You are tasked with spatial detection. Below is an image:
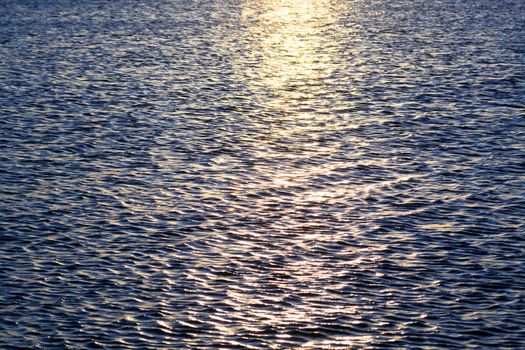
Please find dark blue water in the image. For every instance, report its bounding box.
[1,0,524,348]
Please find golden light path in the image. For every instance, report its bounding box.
[241,0,336,110]
[170,1,397,347]
[220,1,376,347]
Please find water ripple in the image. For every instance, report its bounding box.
[1,0,524,348]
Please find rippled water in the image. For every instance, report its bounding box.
[1,0,525,348]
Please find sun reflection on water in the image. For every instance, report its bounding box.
[215,1,373,342]
[237,0,351,202]
[241,0,338,111]
[165,1,386,346]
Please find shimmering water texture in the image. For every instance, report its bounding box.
[1,0,525,349]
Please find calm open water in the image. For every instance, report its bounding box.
[1,0,524,348]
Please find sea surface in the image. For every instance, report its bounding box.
[1,0,524,348]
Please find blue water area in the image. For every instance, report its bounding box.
[1,0,524,348]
